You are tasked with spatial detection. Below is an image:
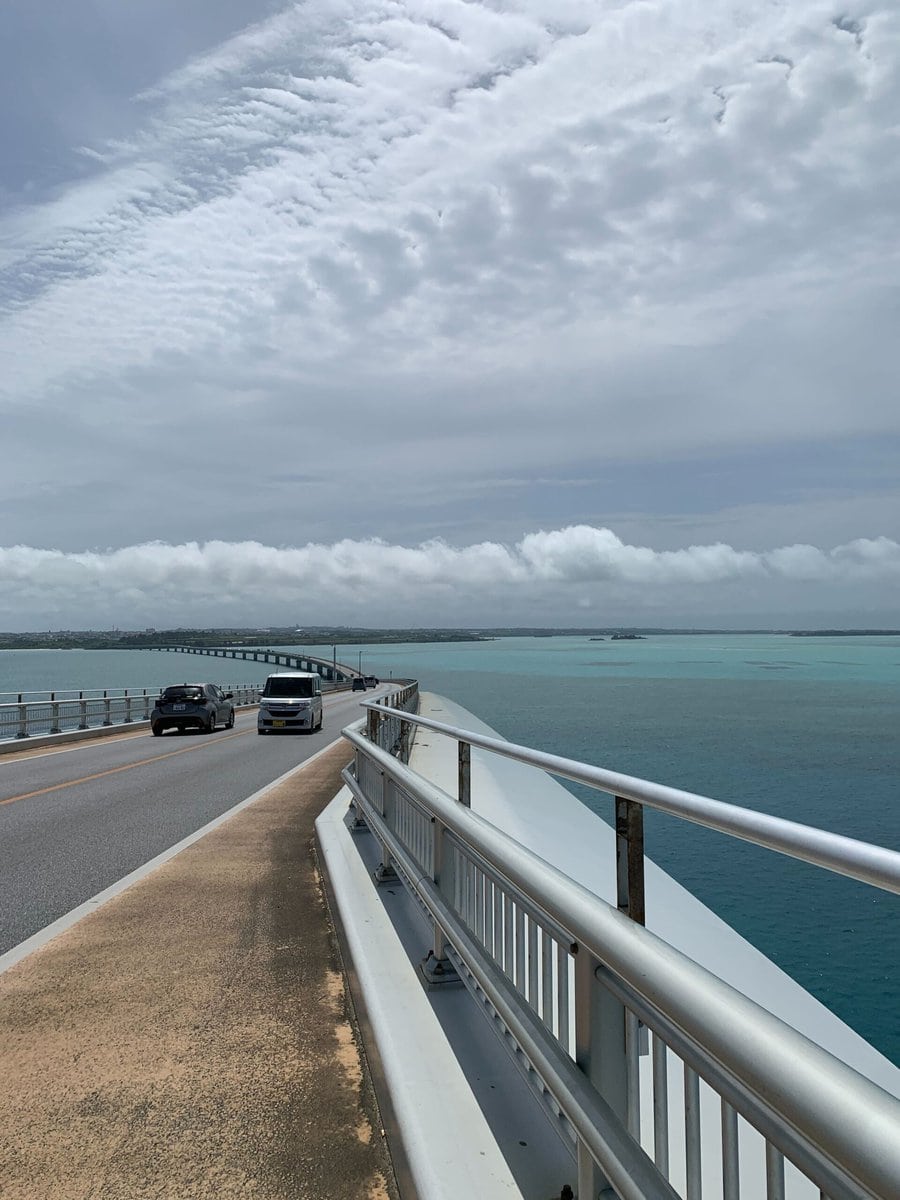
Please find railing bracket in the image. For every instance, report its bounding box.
[418,950,461,989]
[346,803,368,833]
[373,861,399,885]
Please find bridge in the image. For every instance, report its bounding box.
[140,643,358,682]
[1,683,898,1198]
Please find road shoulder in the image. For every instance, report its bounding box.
[0,740,397,1200]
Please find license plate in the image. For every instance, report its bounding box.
[173,704,186,711]
[273,720,285,728]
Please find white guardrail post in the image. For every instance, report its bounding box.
[423,815,456,984]
[575,947,627,1198]
[366,743,396,886]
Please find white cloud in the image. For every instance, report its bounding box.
[1,527,897,629]
[3,1,899,422]
[518,526,764,583]
[768,535,900,580]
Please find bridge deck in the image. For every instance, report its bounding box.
[0,741,397,1199]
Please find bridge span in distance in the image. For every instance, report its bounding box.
[141,643,359,683]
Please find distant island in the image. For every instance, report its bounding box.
[788,630,900,637]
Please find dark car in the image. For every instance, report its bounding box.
[151,683,235,736]
[351,677,367,692]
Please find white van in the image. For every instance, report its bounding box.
[257,671,323,734]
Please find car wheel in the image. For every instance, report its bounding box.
[257,729,266,735]
[226,708,235,729]
[151,724,162,737]
[204,714,215,733]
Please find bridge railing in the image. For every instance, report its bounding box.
[363,681,419,762]
[342,703,900,1200]
[0,685,260,742]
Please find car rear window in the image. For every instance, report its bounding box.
[162,686,205,702]
[264,677,315,698]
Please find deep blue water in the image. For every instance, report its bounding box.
[2,635,898,1063]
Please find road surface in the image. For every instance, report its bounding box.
[0,687,381,956]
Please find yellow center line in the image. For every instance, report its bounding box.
[0,729,252,808]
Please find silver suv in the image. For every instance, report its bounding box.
[257,672,323,734]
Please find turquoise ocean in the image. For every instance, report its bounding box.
[2,634,898,1064]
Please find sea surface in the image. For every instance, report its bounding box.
[2,634,898,1064]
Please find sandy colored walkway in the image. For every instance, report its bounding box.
[0,741,397,1200]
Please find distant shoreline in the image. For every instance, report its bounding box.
[1,626,898,650]
[786,629,900,637]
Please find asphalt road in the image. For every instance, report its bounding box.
[0,687,379,956]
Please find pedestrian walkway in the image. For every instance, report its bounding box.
[0,741,397,1200]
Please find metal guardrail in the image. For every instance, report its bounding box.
[369,706,900,899]
[343,701,900,1200]
[0,684,261,742]
[363,682,419,763]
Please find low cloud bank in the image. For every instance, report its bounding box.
[1,527,897,627]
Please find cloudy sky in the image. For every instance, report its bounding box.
[1,0,898,630]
